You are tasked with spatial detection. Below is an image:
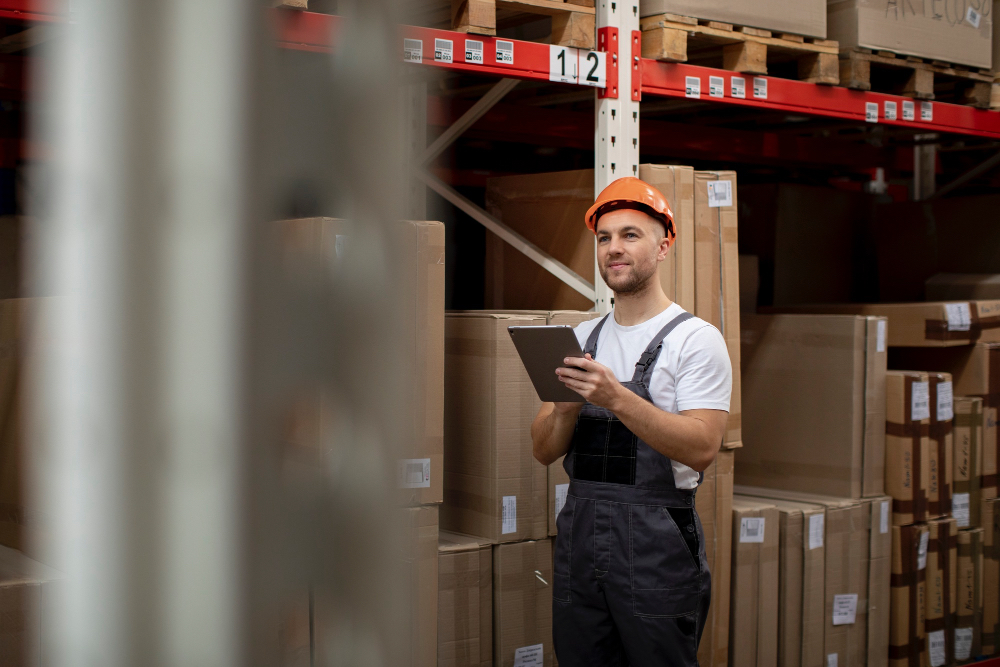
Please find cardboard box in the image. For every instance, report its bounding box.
[926,517,958,667]
[886,371,932,526]
[928,373,955,520]
[278,218,445,506]
[493,539,553,667]
[438,531,492,667]
[731,497,780,667]
[927,274,1000,302]
[738,314,887,499]
[956,528,984,662]
[774,302,1000,348]
[866,496,894,667]
[699,449,736,667]
[954,397,984,530]
[639,0,826,38]
[0,544,61,667]
[983,497,1000,655]
[890,523,928,667]
[827,0,993,69]
[443,313,547,543]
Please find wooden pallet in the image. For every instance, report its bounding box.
[840,49,995,109]
[639,14,839,85]
[414,0,596,49]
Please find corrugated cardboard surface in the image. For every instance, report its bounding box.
[0,544,61,667]
[926,517,958,667]
[731,497,780,667]
[827,0,993,68]
[890,523,927,667]
[278,218,446,506]
[955,398,985,530]
[889,343,1000,397]
[956,528,984,661]
[866,496,893,667]
[886,371,932,526]
[438,531,493,667]
[928,373,955,520]
[639,0,826,37]
[738,314,887,498]
[493,539,553,667]
[699,449,736,667]
[983,497,1000,655]
[443,313,547,544]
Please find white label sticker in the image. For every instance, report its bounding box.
[513,643,544,667]
[928,630,946,667]
[967,6,982,28]
[921,101,933,122]
[707,180,733,208]
[903,100,915,121]
[579,50,606,88]
[398,458,431,488]
[753,77,767,99]
[881,501,890,534]
[809,514,825,550]
[945,303,972,331]
[685,76,701,99]
[555,483,569,523]
[334,234,348,259]
[827,653,838,667]
[740,517,765,543]
[731,76,746,99]
[833,594,858,625]
[403,38,423,63]
[953,492,971,527]
[912,382,931,422]
[865,102,879,123]
[549,45,578,83]
[502,495,517,534]
[885,101,898,121]
[496,40,514,65]
[465,39,484,64]
[937,381,954,422]
[709,75,725,98]
[877,320,887,353]
[434,38,453,63]
[956,628,973,661]
[918,531,929,570]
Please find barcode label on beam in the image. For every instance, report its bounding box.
[496,40,514,64]
[465,39,484,64]
[403,38,423,63]
[865,102,879,123]
[434,38,453,63]
[753,77,767,99]
[903,100,915,121]
[884,101,897,121]
[685,76,701,98]
[731,76,745,99]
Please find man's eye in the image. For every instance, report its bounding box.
[625,233,637,239]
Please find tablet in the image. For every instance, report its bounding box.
[508,325,587,403]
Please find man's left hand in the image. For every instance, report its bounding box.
[555,354,625,410]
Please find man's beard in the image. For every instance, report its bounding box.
[599,258,658,296]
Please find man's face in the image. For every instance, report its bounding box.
[595,208,670,296]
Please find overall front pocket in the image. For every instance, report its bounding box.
[629,504,704,617]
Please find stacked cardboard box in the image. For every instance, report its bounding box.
[438,532,492,667]
[730,496,780,667]
[954,398,984,531]
[928,373,955,520]
[886,371,932,527]
[890,523,928,667]
[925,517,958,667]
[984,498,1000,656]
[493,539,553,667]
[699,449,737,667]
[956,528,984,663]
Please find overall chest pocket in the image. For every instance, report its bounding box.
[629,504,703,617]
[571,416,637,485]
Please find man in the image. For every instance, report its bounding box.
[531,177,732,666]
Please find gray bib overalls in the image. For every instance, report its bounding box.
[552,311,712,667]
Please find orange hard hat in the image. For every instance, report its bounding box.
[585,177,675,244]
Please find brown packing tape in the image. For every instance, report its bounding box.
[925,304,983,343]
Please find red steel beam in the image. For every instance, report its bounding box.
[0,0,62,22]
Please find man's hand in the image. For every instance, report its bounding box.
[555,354,626,410]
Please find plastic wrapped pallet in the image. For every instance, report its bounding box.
[925,517,958,667]
[493,538,553,667]
[438,531,492,667]
[886,371,932,526]
[956,528,984,663]
[928,373,955,520]
[731,497,780,667]
[954,397,984,530]
[890,523,929,667]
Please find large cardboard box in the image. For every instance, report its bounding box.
[956,528,984,662]
[890,523,929,667]
[438,531,492,667]
[926,517,958,667]
[493,539,553,667]
[983,497,1000,656]
[0,544,60,667]
[699,449,736,667]
[279,218,445,506]
[738,314,887,499]
[886,371,932,526]
[827,0,993,69]
[927,274,1000,302]
[775,302,1000,347]
[639,0,826,38]
[731,497,780,667]
[954,398,985,531]
[443,313,547,543]
[928,373,955,520]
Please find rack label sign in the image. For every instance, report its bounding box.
[550,45,579,83]
[403,38,423,63]
[753,77,767,99]
[709,76,725,98]
[465,39,484,64]
[921,101,934,121]
[685,76,701,99]
[579,51,606,88]
[903,100,915,121]
[731,76,745,99]
[885,101,897,121]
[434,38,453,63]
[496,40,514,64]
[865,102,879,123]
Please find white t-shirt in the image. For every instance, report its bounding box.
[573,302,732,490]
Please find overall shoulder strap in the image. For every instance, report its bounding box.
[630,311,695,384]
[583,314,610,358]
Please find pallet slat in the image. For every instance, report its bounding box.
[451,0,594,48]
[841,49,994,109]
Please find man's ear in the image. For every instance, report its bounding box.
[657,235,671,262]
